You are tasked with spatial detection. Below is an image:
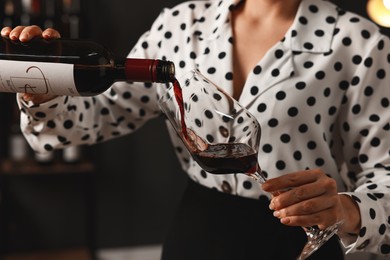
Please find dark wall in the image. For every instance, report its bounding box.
[332,0,390,35]
[81,0,187,249]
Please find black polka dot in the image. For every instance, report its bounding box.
[315,71,325,80]
[206,134,214,143]
[275,49,284,59]
[295,82,306,90]
[334,62,343,71]
[47,120,56,128]
[218,52,226,59]
[299,124,308,133]
[352,55,362,64]
[307,96,316,106]
[379,224,387,235]
[380,98,389,108]
[253,65,262,75]
[44,144,53,151]
[250,86,259,95]
[304,61,314,69]
[100,108,110,115]
[381,244,390,254]
[342,37,352,46]
[315,30,324,37]
[190,52,197,59]
[280,134,291,143]
[276,160,286,170]
[205,110,213,119]
[257,103,267,113]
[288,107,299,117]
[261,144,272,154]
[35,111,46,118]
[299,16,308,25]
[276,91,286,100]
[63,120,74,129]
[377,69,386,79]
[326,16,336,24]
[271,69,280,77]
[304,42,314,50]
[293,151,302,161]
[370,208,376,219]
[309,5,319,13]
[268,118,279,127]
[359,227,367,237]
[207,67,216,74]
[243,181,252,190]
[225,72,233,80]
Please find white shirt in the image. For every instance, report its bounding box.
[18,0,390,255]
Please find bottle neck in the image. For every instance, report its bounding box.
[119,58,175,83]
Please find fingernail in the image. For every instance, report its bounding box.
[281,217,290,224]
[273,211,280,217]
[22,94,31,102]
[42,32,51,38]
[9,33,17,40]
[20,35,29,42]
[269,201,275,210]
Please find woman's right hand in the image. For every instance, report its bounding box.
[1,26,61,104]
[1,25,61,42]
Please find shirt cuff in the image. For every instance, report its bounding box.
[16,93,67,121]
[339,192,386,254]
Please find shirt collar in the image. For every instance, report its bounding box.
[199,0,338,54]
[285,0,338,53]
[195,0,240,41]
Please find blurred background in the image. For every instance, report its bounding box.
[0,0,389,260]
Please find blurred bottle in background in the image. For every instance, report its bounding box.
[1,0,84,166]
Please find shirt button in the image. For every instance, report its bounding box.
[221,181,232,194]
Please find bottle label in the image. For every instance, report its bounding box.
[0,60,79,96]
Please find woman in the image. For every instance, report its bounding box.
[2,0,390,259]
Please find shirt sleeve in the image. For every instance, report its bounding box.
[17,9,171,154]
[337,34,390,255]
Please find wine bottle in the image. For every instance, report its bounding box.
[62,146,80,164]
[9,104,29,163]
[0,37,176,96]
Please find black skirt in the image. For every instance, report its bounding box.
[161,178,344,260]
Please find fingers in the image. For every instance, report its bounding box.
[42,28,61,39]
[1,25,61,42]
[272,196,340,229]
[262,169,324,193]
[264,169,341,229]
[22,93,58,104]
[1,26,12,37]
[270,177,337,209]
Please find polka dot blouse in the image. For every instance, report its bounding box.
[18,0,390,256]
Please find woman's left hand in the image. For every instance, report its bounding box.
[262,169,361,234]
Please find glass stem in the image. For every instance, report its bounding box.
[247,165,267,184]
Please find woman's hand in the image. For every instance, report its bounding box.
[1,25,61,104]
[1,25,60,42]
[262,169,361,235]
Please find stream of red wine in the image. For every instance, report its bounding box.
[173,79,188,139]
[172,78,259,175]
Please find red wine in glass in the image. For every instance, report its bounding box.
[191,142,258,174]
[172,78,262,178]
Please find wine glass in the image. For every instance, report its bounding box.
[158,69,341,260]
